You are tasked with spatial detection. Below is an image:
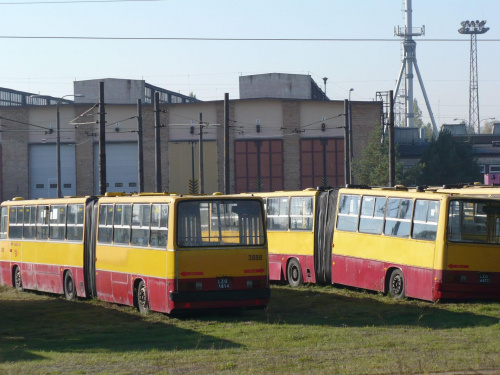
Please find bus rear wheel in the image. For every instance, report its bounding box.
[64,271,77,301]
[136,280,149,314]
[287,258,303,287]
[388,269,405,299]
[13,266,23,291]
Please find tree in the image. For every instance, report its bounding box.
[352,127,422,186]
[418,130,482,185]
[189,92,197,99]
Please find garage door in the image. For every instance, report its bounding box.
[29,144,76,199]
[94,142,138,194]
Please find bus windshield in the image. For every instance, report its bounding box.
[177,199,265,247]
[448,199,500,244]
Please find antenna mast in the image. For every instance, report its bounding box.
[393,0,437,134]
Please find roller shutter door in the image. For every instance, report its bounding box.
[29,144,76,199]
[93,142,138,194]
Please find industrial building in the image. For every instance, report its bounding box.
[0,75,383,200]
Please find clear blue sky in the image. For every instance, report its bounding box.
[0,0,498,128]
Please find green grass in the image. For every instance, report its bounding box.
[0,284,499,374]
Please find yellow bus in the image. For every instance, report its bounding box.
[258,186,500,301]
[0,193,270,313]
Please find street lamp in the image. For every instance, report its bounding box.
[31,93,84,198]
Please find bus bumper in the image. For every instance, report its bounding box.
[169,288,271,302]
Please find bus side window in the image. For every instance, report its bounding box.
[67,204,84,241]
[384,198,413,238]
[412,200,439,241]
[36,205,49,239]
[0,206,8,239]
[8,206,23,239]
[98,204,113,243]
[151,204,168,248]
[113,204,132,245]
[49,205,66,240]
[359,196,386,234]
[336,194,360,232]
[131,204,151,247]
[23,206,36,239]
[267,197,289,230]
[290,197,313,231]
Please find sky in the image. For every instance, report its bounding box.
[0,0,499,129]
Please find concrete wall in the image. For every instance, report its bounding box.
[239,73,313,100]
[74,79,145,105]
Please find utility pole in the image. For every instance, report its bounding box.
[154,92,161,193]
[98,81,107,195]
[137,99,144,192]
[344,99,350,186]
[224,93,230,194]
[389,90,396,187]
[199,113,205,194]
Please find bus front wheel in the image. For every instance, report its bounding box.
[136,280,149,314]
[13,266,23,291]
[287,258,303,287]
[64,271,77,301]
[388,269,405,299]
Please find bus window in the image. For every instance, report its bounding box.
[131,204,151,247]
[412,200,439,240]
[177,199,264,247]
[23,206,36,239]
[0,206,7,239]
[8,206,23,239]
[113,204,131,245]
[67,204,84,241]
[151,204,168,248]
[36,205,49,239]
[267,197,289,230]
[49,205,67,240]
[336,194,360,232]
[290,197,313,231]
[98,204,113,243]
[384,198,413,237]
[448,199,500,243]
[359,196,386,234]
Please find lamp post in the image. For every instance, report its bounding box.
[32,93,84,198]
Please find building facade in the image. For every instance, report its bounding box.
[0,79,382,201]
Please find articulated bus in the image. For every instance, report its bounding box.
[0,193,270,313]
[256,187,500,301]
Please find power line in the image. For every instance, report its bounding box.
[0,36,498,42]
[0,0,166,4]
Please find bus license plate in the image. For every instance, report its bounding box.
[479,273,490,284]
[217,278,231,289]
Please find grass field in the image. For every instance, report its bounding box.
[0,284,499,374]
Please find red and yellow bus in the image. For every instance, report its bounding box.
[0,193,270,313]
[258,186,500,301]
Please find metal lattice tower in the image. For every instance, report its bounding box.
[459,20,489,134]
[393,0,438,134]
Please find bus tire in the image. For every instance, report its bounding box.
[136,280,149,314]
[287,258,303,287]
[13,266,23,291]
[388,269,405,299]
[64,271,77,301]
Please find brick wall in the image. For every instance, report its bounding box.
[1,108,30,200]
